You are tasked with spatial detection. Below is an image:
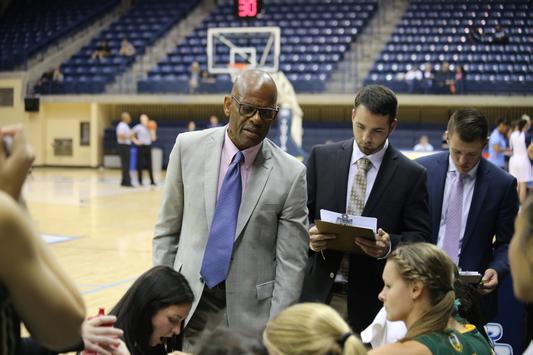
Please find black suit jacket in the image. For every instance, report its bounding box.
[300,139,432,333]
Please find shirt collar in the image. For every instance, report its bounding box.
[447,155,479,178]
[223,127,262,169]
[350,139,389,169]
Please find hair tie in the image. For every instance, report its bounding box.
[336,332,352,348]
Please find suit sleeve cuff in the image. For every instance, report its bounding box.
[377,241,392,260]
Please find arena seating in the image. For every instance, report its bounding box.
[138,0,377,94]
[365,0,533,94]
[36,0,200,94]
[0,0,119,71]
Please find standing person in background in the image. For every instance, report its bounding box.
[208,115,220,128]
[488,117,511,170]
[509,117,532,204]
[186,121,196,132]
[300,85,431,333]
[116,112,133,187]
[153,69,309,349]
[189,61,200,94]
[413,135,434,152]
[133,114,156,186]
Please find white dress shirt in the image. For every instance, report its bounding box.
[437,156,479,262]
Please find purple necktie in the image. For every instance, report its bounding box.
[200,151,244,288]
[442,172,465,264]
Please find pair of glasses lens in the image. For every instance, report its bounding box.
[232,96,279,121]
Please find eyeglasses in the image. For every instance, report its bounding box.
[231,96,279,122]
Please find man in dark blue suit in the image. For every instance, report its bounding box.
[416,108,519,309]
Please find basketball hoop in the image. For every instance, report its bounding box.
[228,63,251,81]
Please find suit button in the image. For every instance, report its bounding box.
[329,272,335,279]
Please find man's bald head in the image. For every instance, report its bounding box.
[231,69,278,104]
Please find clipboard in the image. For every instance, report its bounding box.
[315,219,376,254]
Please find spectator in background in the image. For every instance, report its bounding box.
[92,40,111,61]
[492,25,509,45]
[116,112,133,187]
[452,65,465,95]
[421,62,434,94]
[405,66,422,94]
[201,70,216,85]
[119,38,136,57]
[186,121,196,132]
[509,118,531,204]
[488,117,511,170]
[52,66,63,82]
[434,62,454,94]
[189,61,200,94]
[467,26,486,44]
[413,135,434,152]
[263,303,367,355]
[133,114,156,186]
[207,115,220,128]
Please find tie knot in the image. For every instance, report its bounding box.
[356,158,372,172]
[456,172,468,181]
[232,151,244,165]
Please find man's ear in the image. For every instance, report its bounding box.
[223,96,231,117]
[444,131,449,144]
[390,118,398,133]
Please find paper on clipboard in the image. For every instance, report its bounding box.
[315,209,377,254]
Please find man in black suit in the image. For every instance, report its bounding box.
[300,85,432,333]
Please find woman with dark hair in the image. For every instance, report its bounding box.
[369,243,492,355]
[109,266,194,355]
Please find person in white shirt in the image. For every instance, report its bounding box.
[413,135,434,152]
[116,112,133,187]
[132,114,155,186]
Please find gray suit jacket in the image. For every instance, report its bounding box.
[153,127,309,337]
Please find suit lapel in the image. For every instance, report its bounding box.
[335,140,354,213]
[363,145,398,214]
[204,129,225,228]
[462,159,490,250]
[235,142,273,240]
[431,153,449,243]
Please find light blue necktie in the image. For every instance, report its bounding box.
[200,151,244,288]
[442,172,466,265]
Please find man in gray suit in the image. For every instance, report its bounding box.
[153,69,309,347]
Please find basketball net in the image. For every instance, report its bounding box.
[228,63,252,82]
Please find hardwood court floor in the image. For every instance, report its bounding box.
[24,167,164,316]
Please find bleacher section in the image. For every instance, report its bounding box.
[0,0,119,71]
[37,0,199,94]
[138,0,377,94]
[365,0,533,94]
